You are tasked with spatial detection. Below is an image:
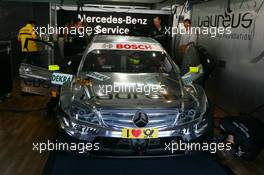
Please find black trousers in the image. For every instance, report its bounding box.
[219,116,264,160]
[23,51,40,65]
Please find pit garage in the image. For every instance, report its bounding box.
[0,0,264,175]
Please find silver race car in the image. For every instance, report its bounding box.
[55,35,211,156]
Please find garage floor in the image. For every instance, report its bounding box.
[0,81,263,175]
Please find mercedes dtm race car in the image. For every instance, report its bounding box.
[58,35,211,156]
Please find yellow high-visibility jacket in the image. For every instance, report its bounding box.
[18,24,38,52]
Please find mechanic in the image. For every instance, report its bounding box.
[127,52,145,72]
[64,19,87,59]
[150,16,169,52]
[18,20,40,65]
[95,54,107,71]
[178,19,197,60]
[97,55,106,65]
[63,19,74,59]
[217,116,264,160]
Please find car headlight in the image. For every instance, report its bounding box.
[176,94,207,126]
[176,108,199,126]
[68,102,100,125]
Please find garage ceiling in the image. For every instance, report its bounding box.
[2,0,210,6]
[2,0,167,3]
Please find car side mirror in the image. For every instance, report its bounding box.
[181,65,204,85]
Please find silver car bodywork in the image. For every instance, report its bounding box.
[58,35,209,154]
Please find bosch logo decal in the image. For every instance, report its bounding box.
[116,44,152,50]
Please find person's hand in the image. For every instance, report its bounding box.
[226,135,235,144]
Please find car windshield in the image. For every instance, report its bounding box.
[81,49,174,74]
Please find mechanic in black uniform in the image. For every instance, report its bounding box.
[217,116,264,160]
[64,18,87,73]
[150,16,169,52]
[63,19,74,59]
[64,19,87,58]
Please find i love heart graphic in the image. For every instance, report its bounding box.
[131,129,142,137]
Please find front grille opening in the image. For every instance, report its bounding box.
[101,109,178,129]
[91,137,186,156]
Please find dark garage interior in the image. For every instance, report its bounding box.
[0,0,264,175]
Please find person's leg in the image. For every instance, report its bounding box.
[20,52,26,64]
[46,97,59,115]
[31,52,40,65]
[25,52,40,65]
[24,52,31,64]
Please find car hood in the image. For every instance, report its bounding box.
[79,72,195,109]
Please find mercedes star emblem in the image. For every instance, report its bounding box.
[133,110,149,127]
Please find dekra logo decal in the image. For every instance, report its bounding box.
[51,73,73,85]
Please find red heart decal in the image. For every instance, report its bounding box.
[131,129,142,137]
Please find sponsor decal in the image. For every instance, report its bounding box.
[51,73,73,85]
[86,72,110,81]
[20,77,52,96]
[23,78,51,89]
[189,66,199,73]
[75,78,92,86]
[121,128,159,139]
[102,43,114,49]
[89,43,163,52]
[48,65,60,71]
[116,43,152,50]
[182,74,193,85]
